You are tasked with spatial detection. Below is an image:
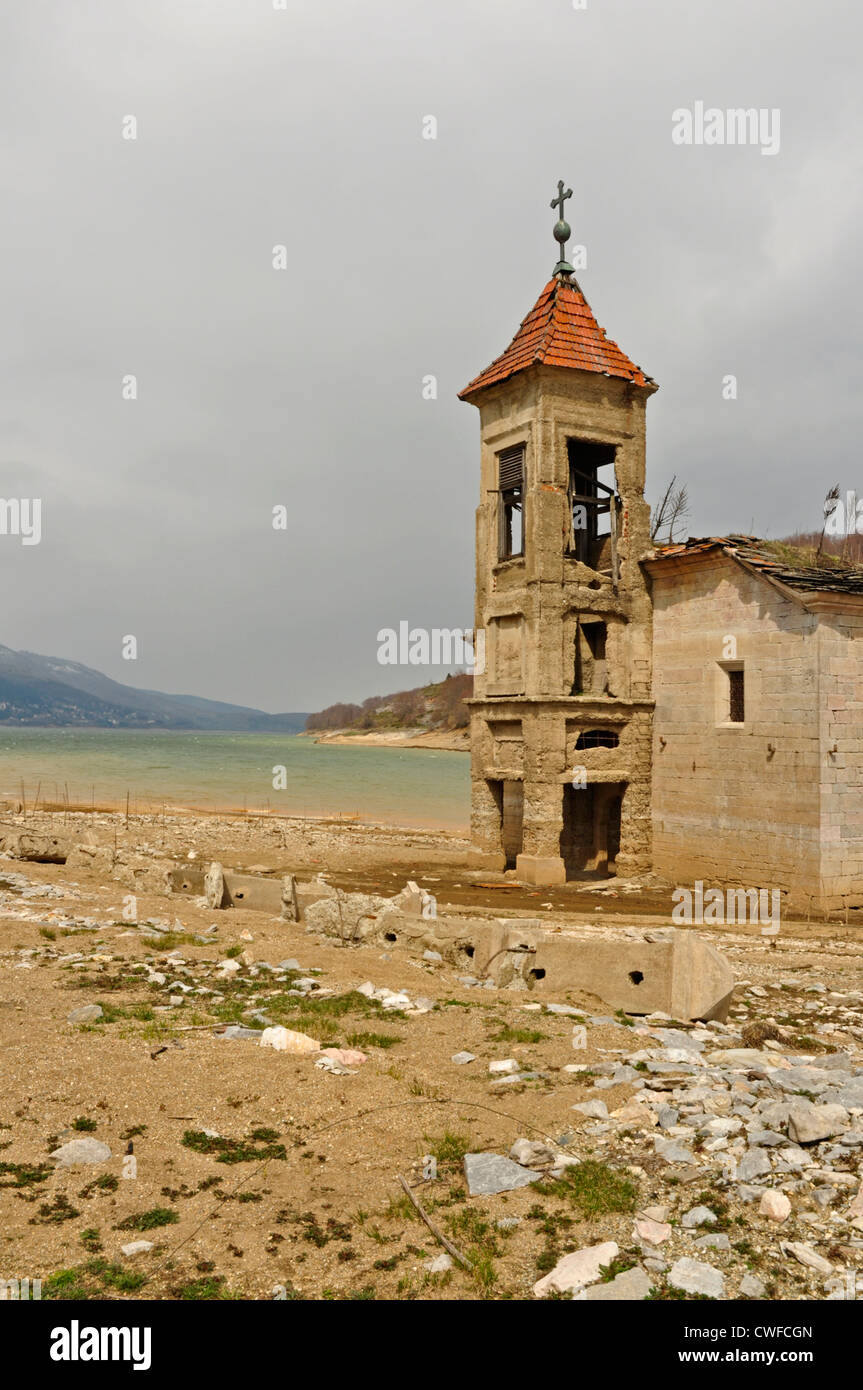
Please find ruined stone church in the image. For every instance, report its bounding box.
[459,186,863,914]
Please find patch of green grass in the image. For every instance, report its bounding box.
[444,1208,500,1294]
[614,1010,635,1027]
[489,1023,546,1044]
[119,1124,148,1141]
[116,1207,180,1232]
[39,927,57,940]
[145,932,205,950]
[224,946,243,959]
[423,1131,471,1167]
[43,1268,91,1300]
[599,1253,638,1282]
[30,1194,80,1225]
[80,1227,102,1252]
[346,1030,402,1050]
[181,1129,287,1165]
[384,1194,420,1223]
[295,1212,352,1247]
[536,1160,637,1217]
[78,1174,119,1197]
[173,1275,240,1299]
[85,1259,147,1293]
[0,1161,52,1189]
[71,1116,97,1132]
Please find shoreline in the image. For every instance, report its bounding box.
[0,794,469,838]
[308,727,469,752]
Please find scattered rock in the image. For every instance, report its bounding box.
[463,1153,537,1197]
[50,1139,112,1167]
[682,1205,716,1228]
[787,1101,849,1146]
[488,1058,519,1075]
[759,1189,792,1222]
[533,1241,620,1298]
[509,1138,556,1170]
[668,1257,725,1299]
[583,1265,653,1301]
[572,1099,610,1120]
[782,1241,833,1276]
[259,1026,320,1055]
[67,1005,103,1023]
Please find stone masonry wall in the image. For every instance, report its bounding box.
[650,554,822,907]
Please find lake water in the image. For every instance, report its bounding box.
[0,729,470,830]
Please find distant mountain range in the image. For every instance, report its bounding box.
[0,646,308,731]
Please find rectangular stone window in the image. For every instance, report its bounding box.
[728,668,745,723]
[498,444,525,559]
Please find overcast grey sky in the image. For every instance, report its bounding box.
[2,0,861,712]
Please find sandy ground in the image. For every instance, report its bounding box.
[1,809,862,1303]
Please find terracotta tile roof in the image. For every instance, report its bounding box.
[648,535,863,596]
[459,275,653,400]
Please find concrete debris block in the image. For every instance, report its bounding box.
[759,1189,792,1222]
[67,1005,103,1023]
[847,1180,863,1219]
[393,881,436,918]
[532,1241,619,1299]
[635,1217,671,1246]
[1,830,69,862]
[423,950,443,962]
[463,1153,538,1196]
[668,1257,725,1299]
[739,1273,767,1298]
[583,1265,654,1301]
[509,1139,557,1170]
[681,1205,716,1228]
[217,959,241,977]
[219,1025,263,1041]
[303,892,388,942]
[50,1139,112,1166]
[480,923,734,1021]
[488,1058,519,1075]
[259,1026,320,1055]
[280,874,299,922]
[782,1241,833,1276]
[787,1101,849,1145]
[120,1241,154,1257]
[451,1051,476,1066]
[205,862,226,910]
[66,844,116,874]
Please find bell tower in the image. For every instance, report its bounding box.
[459,184,658,885]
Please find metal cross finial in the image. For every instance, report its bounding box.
[550,179,574,277]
